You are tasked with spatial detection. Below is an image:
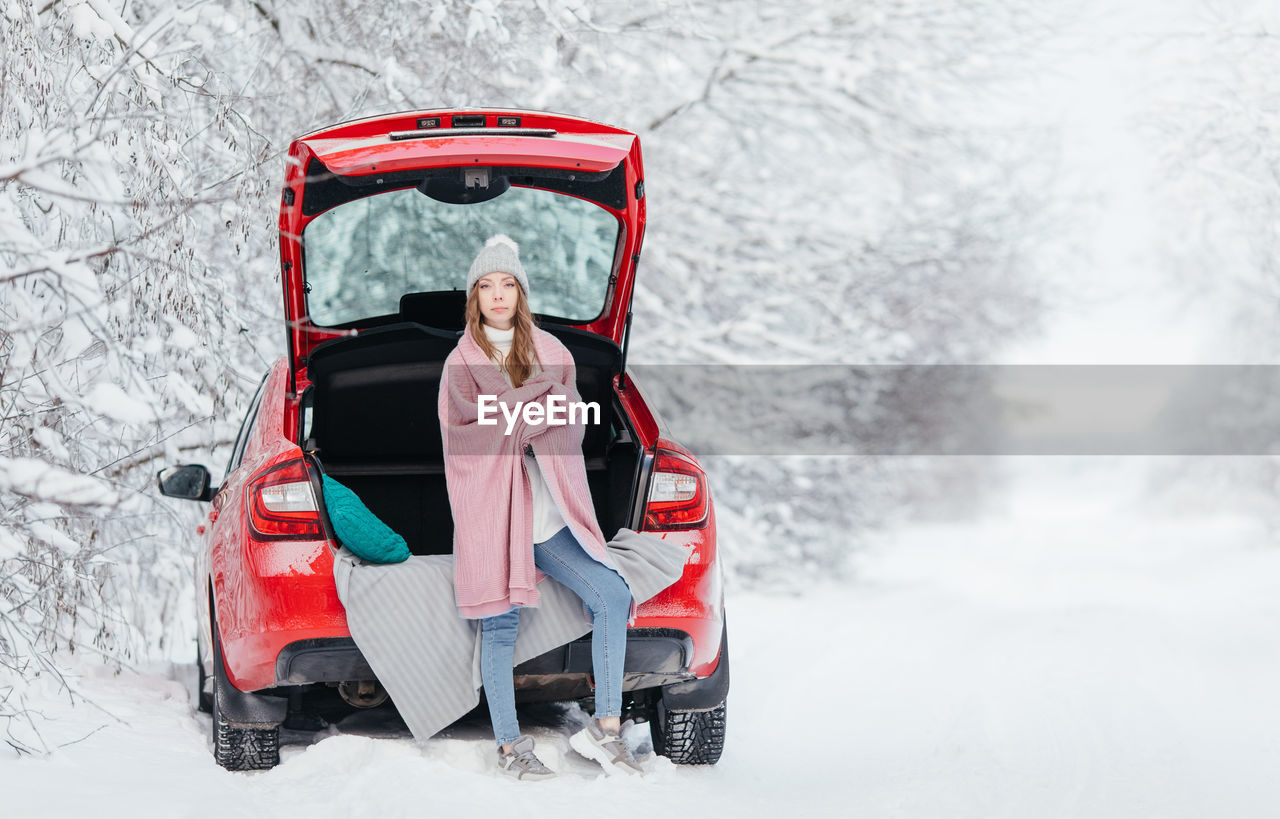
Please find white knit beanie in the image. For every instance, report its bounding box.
[466,234,529,295]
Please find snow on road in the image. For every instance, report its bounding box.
[5,459,1279,818]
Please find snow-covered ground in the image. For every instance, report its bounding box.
[6,459,1280,818]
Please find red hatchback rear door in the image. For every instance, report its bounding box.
[277,109,647,392]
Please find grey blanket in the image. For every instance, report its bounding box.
[331,527,687,742]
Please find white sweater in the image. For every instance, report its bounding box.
[482,323,569,545]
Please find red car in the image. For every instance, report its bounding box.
[158,109,729,771]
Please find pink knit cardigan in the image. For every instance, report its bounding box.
[438,323,621,619]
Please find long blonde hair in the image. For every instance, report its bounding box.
[465,283,540,387]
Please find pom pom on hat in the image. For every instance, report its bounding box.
[466,234,529,295]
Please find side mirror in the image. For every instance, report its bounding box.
[157,464,215,502]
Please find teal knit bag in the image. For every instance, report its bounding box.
[321,474,411,564]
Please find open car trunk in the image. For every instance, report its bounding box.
[302,321,644,555]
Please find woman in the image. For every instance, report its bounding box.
[438,234,644,780]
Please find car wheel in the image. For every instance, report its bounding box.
[211,615,280,771]
[650,699,727,765]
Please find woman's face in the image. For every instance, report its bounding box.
[476,271,520,330]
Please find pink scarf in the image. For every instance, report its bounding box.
[438,323,618,618]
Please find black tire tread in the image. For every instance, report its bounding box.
[653,701,726,765]
[212,712,280,771]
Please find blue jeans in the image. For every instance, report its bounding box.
[480,525,633,746]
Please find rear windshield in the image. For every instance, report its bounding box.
[302,184,621,326]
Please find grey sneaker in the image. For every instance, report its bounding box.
[569,720,645,776]
[497,735,557,781]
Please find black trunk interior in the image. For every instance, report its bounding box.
[303,321,641,555]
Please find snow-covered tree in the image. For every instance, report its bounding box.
[1140,1,1280,358]
[0,0,277,752]
[1133,2,1280,522]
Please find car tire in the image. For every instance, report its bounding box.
[211,614,280,771]
[650,699,727,765]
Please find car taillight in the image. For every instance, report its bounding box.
[247,458,322,540]
[643,449,710,531]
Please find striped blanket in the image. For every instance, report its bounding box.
[331,526,688,742]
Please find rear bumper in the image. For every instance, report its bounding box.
[221,534,722,692]
[231,588,722,692]
[272,628,698,689]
